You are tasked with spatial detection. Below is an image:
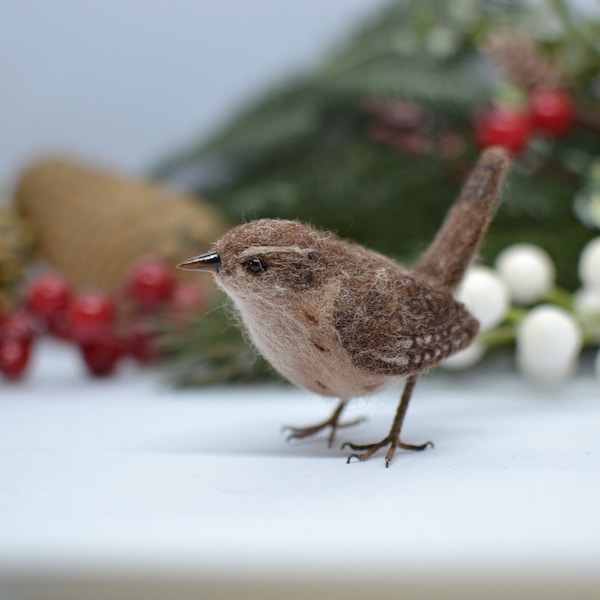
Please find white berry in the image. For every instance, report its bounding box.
[516,305,582,384]
[442,341,485,370]
[495,244,555,304]
[457,266,509,331]
[518,354,576,384]
[579,237,600,289]
[573,287,600,326]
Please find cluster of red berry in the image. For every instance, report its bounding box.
[0,259,205,380]
[475,89,574,153]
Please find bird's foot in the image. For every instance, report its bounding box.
[342,437,433,467]
[283,412,365,449]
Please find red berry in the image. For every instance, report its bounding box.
[170,282,206,320]
[124,318,161,364]
[25,273,71,320]
[47,307,72,340]
[474,107,530,153]
[529,90,573,135]
[0,339,31,380]
[0,310,38,342]
[127,258,175,311]
[80,332,122,376]
[68,291,115,342]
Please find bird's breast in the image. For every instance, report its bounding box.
[236,285,393,399]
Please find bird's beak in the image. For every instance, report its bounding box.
[177,250,221,273]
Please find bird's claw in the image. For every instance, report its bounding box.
[283,414,365,448]
[343,437,434,467]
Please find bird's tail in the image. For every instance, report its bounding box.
[414,147,511,292]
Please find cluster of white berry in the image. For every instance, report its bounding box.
[443,240,600,384]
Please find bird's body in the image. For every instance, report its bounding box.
[179,148,510,466]
[213,224,478,399]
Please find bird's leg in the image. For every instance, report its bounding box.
[342,376,433,467]
[283,400,365,448]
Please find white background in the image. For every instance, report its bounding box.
[0,0,387,186]
[2,340,600,595]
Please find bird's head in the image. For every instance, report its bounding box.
[177,219,331,303]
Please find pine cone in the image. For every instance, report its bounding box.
[483,32,562,92]
[15,158,229,291]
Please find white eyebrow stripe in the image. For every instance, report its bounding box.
[239,246,314,258]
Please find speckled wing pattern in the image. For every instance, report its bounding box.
[333,266,478,376]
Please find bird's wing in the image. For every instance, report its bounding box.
[333,268,478,376]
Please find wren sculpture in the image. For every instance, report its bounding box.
[179,148,510,466]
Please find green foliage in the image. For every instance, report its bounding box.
[154,0,510,183]
[159,298,274,386]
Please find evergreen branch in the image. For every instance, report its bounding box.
[322,60,491,107]
[159,301,276,385]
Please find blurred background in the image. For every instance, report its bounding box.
[2,0,600,385]
[0,0,387,182]
[2,3,600,598]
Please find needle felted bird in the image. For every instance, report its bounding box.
[178,147,511,466]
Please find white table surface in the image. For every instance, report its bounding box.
[1,340,600,599]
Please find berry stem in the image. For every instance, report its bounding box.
[479,325,517,347]
[544,286,574,310]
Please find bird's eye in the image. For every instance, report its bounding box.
[247,258,265,273]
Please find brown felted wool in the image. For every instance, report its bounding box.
[180,148,511,464]
[213,220,478,399]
